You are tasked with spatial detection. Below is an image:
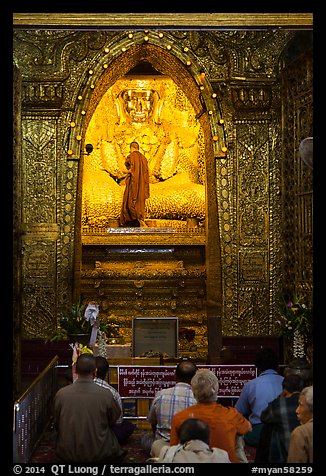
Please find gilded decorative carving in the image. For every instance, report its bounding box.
[13,30,108,81]
[215,79,284,335]
[235,287,270,335]
[82,229,205,246]
[237,123,269,244]
[24,243,56,283]
[231,87,272,111]
[282,49,313,304]
[13,65,22,398]
[81,264,205,280]
[22,82,63,109]
[239,252,267,283]
[22,287,57,339]
[22,118,57,223]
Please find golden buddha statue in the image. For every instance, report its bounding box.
[82,77,206,228]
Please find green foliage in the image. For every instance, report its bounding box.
[47,302,90,342]
[60,302,91,334]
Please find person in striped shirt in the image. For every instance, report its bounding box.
[147,360,198,458]
[94,356,135,444]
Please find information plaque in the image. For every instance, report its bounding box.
[132,317,178,357]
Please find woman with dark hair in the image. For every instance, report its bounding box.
[155,418,231,463]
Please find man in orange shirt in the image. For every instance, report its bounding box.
[170,369,251,463]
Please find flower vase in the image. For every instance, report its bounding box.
[293,330,306,360]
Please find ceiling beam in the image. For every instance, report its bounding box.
[13,13,313,29]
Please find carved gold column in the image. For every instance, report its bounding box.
[20,115,60,338]
[13,64,23,397]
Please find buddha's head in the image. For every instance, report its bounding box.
[117,88,161,124]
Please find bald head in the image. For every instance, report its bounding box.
[130,141,140,151]
[76,354,96,376]
[175,360,198,384]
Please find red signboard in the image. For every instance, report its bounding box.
[199,365,257,397]
[118,364,257,398]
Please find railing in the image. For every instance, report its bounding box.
[13,356,59,463]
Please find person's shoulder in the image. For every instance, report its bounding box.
[93,382,114,396]
[107,384,121,397]
[152,387,174,401]
[55,382,80,400]
[55,385,70,397]
[212,447,231,463]
[291,420,312,438]
[157,386,174,396]
[259,369,283,378]
[175,381,191,387]
[176,403,196,417]
[290,424,302,438]
[301,419,313,434]
[224,403,243,414]
[96,379,119,393]
[286,393,300,405]
[228,404,250,422]
[171,407,190,422]
[236,378,253,394]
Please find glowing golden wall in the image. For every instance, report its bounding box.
[13,18,312,364]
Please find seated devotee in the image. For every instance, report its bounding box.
[283,358,313,387]
[94,356,135,444]
[287,385,313,463]
[144,360,198,458]
[235,347,284,448]
[152,418,231,463]
[255,374,305,463]
[53,353,126,463]
[170,368,252,463]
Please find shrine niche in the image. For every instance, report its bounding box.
[82,74,206,229]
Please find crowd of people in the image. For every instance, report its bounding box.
[53,348,313,464]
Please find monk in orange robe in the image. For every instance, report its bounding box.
[120,141,150,227]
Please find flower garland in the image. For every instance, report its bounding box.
[97,330,108,358]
